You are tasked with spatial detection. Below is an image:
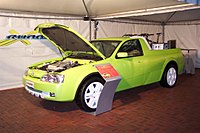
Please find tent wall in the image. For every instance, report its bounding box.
[97,21,163,41]
[0,16,90,90]
[0,16,163,90]
[165,22,200,68]
[0,15,200,90]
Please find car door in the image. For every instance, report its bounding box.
[111,39,145,91]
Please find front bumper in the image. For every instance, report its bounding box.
[23,75,67,101]
[25,82,55,99]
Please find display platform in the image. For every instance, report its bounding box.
[90,64,121,116]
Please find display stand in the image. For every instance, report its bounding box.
[90,64,121,116]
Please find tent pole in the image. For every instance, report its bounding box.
[162,23,165,43]
[94,21,97,39]
[89,18,92,41]
[94,21,99,39]
[82,0,91,41]
[161,11,176,43]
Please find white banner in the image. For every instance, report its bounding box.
[0,17,90,90]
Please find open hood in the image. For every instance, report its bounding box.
[35,23,106,59]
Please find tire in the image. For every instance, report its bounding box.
[75,77,105,112]
[160,64,178,88]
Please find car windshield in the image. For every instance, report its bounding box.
[91,41,121,58]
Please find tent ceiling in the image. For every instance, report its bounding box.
[120,8,200,23]
[0,0,199,23]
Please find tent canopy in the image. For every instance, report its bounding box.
[0,0,200,23]
[120,8,200,23]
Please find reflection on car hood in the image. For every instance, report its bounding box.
[35,23,106,59]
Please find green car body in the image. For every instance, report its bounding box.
[23,23,184,111]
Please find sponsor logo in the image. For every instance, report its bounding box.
[0,29,46,47]
[6,35,45,40]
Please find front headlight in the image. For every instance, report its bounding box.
[41,73,65,83]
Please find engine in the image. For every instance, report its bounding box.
[38,59,80,72]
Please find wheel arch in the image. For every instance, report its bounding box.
[75,72,104,100]
[160,60,178,80]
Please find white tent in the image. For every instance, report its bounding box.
[0,0,200,90]
[0,0,199,18]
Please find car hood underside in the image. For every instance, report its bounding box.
[35,23,106,59]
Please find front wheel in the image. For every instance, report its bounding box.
[75,77,105,112]
[160,64,178,88]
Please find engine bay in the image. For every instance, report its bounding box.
[38,59,81,72]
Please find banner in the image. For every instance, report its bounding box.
[0,17,91,90]
[0,27,61,90]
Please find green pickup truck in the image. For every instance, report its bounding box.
[23,23,184,112]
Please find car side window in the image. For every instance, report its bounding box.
[118,39,143,57]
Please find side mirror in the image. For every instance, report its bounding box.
[117,52,128,58]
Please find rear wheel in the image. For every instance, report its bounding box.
[75,77,105,112]
[160,64,178,88]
